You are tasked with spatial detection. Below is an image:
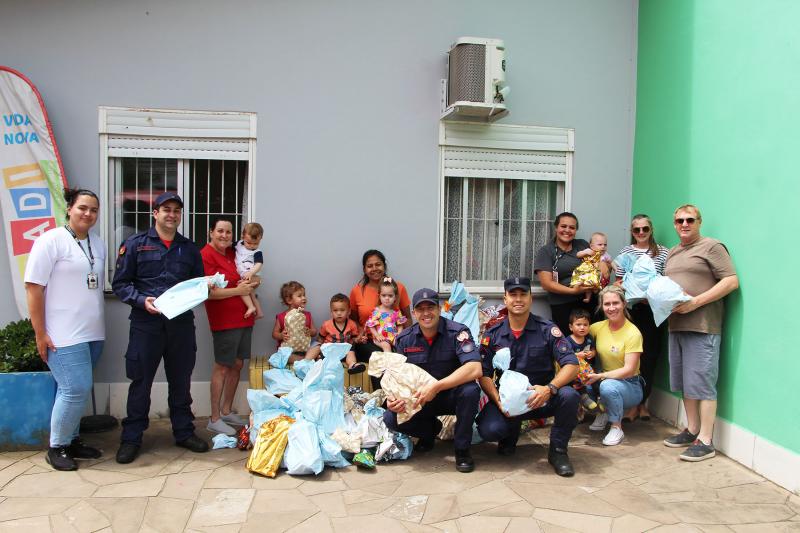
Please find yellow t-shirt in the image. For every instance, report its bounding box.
[589,319,643,374]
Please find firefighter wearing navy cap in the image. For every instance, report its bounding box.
[477,277,580,476]
[383,288,483,473]
[112,192,208,464]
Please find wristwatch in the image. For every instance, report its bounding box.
[547,383,558,397]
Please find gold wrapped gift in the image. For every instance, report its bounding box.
[570,251,602,289]
[246,415,295,478]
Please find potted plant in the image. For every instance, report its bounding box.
[0,318,57,450]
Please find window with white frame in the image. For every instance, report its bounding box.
[99,107,256,288]
[439,122,573,293]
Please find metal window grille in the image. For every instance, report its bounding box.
[443,176,559,287]
[107,157,248,282]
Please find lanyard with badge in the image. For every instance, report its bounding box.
[64,225,99,289]
[552,247,565,283]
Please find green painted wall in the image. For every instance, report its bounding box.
[633,0,800,453]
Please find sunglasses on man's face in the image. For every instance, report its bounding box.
[674,217,697,225]
[632,226,650,234]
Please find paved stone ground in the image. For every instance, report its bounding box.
[1,417,798,532]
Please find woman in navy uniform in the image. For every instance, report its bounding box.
[383,288,482,473]
[477,277,580,476]
[112,192,208,464]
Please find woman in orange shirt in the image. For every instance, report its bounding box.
[349,249,412,362]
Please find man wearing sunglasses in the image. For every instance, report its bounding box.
[663,204,739,462]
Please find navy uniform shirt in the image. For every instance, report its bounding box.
[481,314,578,386]
[112,227,204,320]
[394,317,480,380]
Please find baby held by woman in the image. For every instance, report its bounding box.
[572,232,612,302]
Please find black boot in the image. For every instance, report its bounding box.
[116,442,140,464]
[548,446,574,477]
[68,437,102,459]
[454,448,475,473]
[176,434,209,453]
[46,446,77,471]
[497,437,517,456]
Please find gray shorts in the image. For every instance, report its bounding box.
[212,327,253,367]
[668,331,720,400]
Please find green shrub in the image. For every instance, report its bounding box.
[0,319,46,373]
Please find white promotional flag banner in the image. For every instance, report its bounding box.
[0,66,68,318]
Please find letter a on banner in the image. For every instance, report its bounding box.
[0,66,68,318]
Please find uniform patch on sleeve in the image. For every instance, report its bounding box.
[461,341,475,353]
[550,326,563,338]
[557,339,569,353]
[118,245,126,256]
[456,331,470,342]
[481,336,490,346]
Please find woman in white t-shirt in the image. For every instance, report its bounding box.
[24,188,106,471]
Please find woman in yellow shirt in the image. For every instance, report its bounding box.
[585,285,644,446]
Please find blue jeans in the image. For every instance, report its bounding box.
[597,376,643,423]
[46,341,103,447]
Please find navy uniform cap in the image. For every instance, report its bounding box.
[504,276,531,293]
[412,288,439,308]
[154,191,184,208]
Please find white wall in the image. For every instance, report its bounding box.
[0,0,639,385]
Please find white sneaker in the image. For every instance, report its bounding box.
[603,426,625,446]
[221,412,246,426]
[207,418,236,436]
[589,413,608,431]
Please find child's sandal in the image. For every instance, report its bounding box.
[347,362,366,375]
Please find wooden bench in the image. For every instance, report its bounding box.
[248,355,373,393]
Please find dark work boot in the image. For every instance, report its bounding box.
[548,446,575,477]
[497,437,517,456]
[415,436,435,453]
[116,442,140,464]
[454,448,475,473]
[176,434,209,453]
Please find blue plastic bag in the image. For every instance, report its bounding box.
[646,276,692,326]
[247,389,297,442]
[453,294,480,343]
[211,433,237,449]
[153,273,227,319]
[263,347,302,395]
[302,389,350,468]
[622,254,658,305]
[293,359,313,380]
[613,252,637,276]
[284,416,324,475]
[302,344,349,433]
[493,348,533,417]
[441,281,468,320]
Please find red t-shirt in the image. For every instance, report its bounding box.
[200,244,255,332]
[511,329,523,339]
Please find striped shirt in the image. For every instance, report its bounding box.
[614,244,669,277]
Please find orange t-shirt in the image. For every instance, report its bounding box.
[349,281,411,327]
[318,318,360,344]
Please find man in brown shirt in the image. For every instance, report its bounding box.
[663,204,739,462]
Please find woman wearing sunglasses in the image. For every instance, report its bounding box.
[613,214,669,421]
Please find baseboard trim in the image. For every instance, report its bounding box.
[87,381,251,420]
[648,388,800,494]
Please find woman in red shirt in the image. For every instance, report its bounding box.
[201,218,259,436]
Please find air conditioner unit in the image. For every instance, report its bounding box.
[442,37,508,122]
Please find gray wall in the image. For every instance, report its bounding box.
[0,0,638,383]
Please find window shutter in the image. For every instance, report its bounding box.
[99,107,256,160]
[441,122,573,181]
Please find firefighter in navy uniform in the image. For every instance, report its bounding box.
[112,192,208,464]
[383,288,482,473]
[477,277,580,476]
